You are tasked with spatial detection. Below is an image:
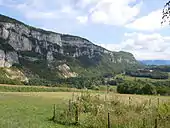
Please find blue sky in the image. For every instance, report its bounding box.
[0,0,170,60]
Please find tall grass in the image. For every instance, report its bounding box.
[52,93,170,128]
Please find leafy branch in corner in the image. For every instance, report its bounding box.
[162,1,170,24]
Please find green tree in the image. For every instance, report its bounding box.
[141,83,157,95]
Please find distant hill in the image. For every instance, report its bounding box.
[139,60,170,65]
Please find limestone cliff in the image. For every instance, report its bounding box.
[0,14,140,80]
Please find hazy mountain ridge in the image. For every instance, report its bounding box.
[140,60,170,65]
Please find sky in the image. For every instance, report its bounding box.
[0,0,170,60]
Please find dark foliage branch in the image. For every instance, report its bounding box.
[162,1,170,24]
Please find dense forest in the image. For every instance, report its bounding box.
[126,69,169,79]
[148,65,170,72]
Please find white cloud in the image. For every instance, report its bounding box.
[16,1,77,20]
[75,0,143,26]
[88,0,142,25]
[0,0,77,20]
[126,9,168,31]
[98,32,170,60]
[16,3,61,20]
[1,0,143,27]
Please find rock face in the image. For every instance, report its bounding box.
[0,50,5,67]
[0,49,18,67]
[4,51,19,67]
[0,14,139,79]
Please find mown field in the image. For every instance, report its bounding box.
[0,90,170,128]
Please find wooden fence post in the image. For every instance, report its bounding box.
[108,112,111,128]
[142,117,146,128]
[149,99,151,106]
[72,92,74,101]
[154,118,158,128]
[69,99,71,112]
[129,97,131,105]
[107,85,109,94]
[52,104,56,121]
[157,98,160,107]
[75,104,79,125]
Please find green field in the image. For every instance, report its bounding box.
[0,92,76,128]
[0,91,170,128]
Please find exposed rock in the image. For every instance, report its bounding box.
[0,16,134,62]
[8,31,32,51]
[0,49,5,67]
[47,33,62,47]
[47,51,54,62]
[35,45,41,54]
[0,20,109,59]
[1,27,9,39]
[4,51,19,67]
[0,50,18,67]
[5,68,28,82]
[58,64,77,78]
[117,57,122,63]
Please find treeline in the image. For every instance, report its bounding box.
[117,80,170,95]
[126,70,169,79]
[0,67,110,89]
[54,77,105,89]
[148,65,170,72]
[24,76,106,89]
[25,72,116,88]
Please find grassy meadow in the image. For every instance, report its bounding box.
[0,90,170,128]
[0,92,76,128]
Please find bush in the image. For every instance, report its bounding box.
[117,80,170,95]
[141,83,157,95]
[0,68,22,85]
[90,85,99,90]
[107,80,117,85]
